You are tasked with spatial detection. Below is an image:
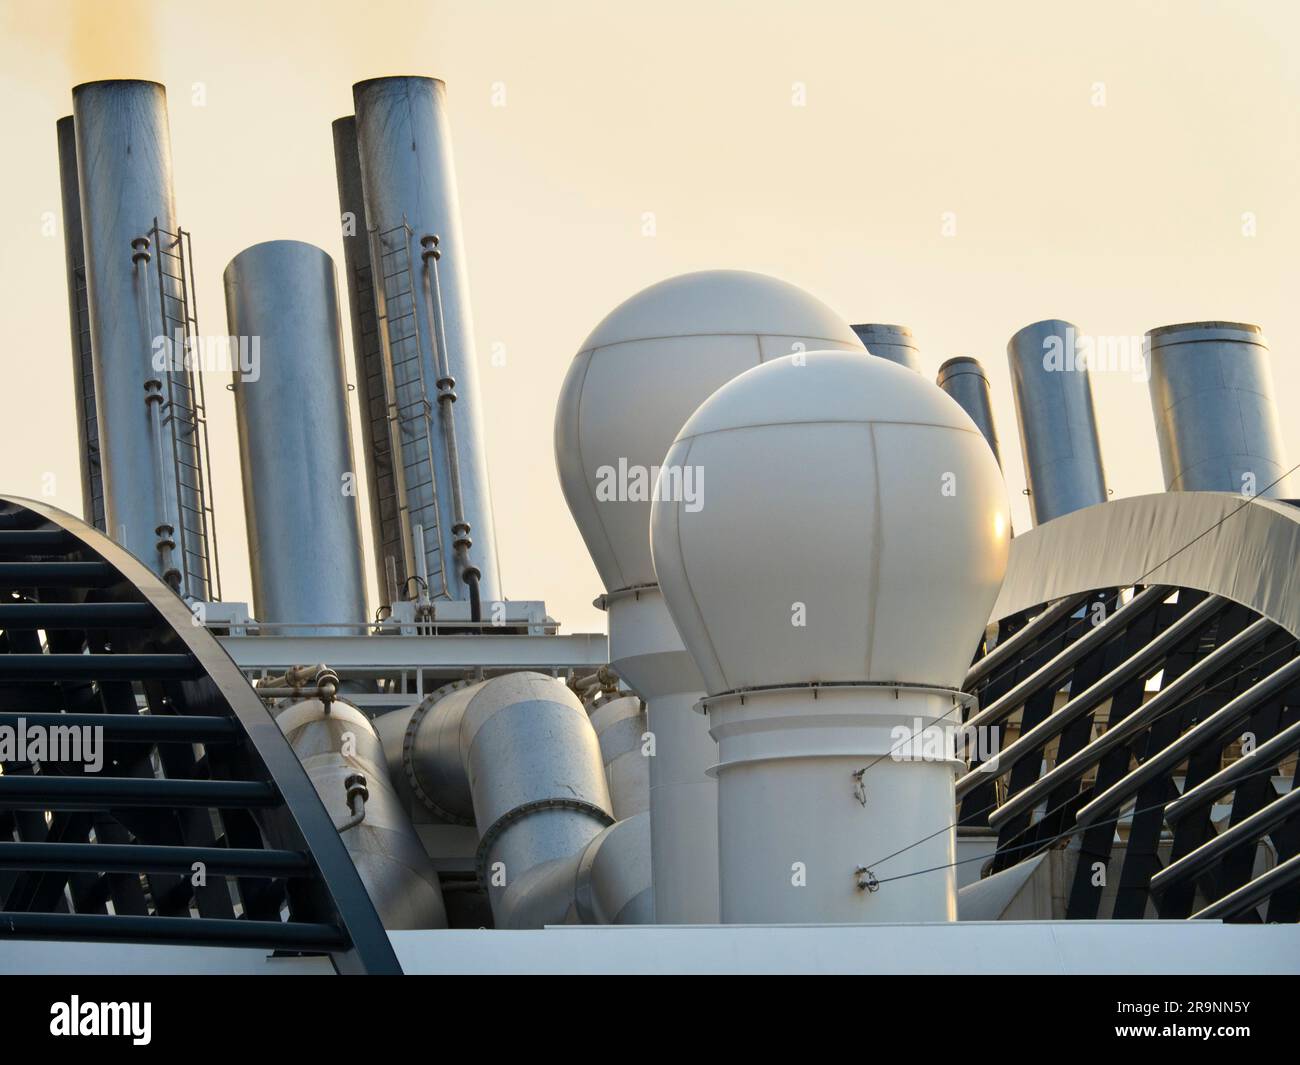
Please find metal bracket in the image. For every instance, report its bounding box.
[855,866,880,893]
[852,768,867,807]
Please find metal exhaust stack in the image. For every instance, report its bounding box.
[651,351,1009,923]
[1007,319,1108,525]
[1145,322,1294,497]
[351,76,501,612]
[936,356,1002,468]
[224,241,369,635]
[70,80,218,599]
[332,117,405,609]
[851,323,921,372]
[56,116,106,531]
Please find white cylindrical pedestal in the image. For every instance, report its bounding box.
[607,585,719,923]
[705,684,965,924]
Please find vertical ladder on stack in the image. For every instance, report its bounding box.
[369,221,448,602]
[70,265,106,531]
[354,259,408,606]
[149,221,222,602]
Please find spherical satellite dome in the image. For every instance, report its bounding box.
[649,351,1010,693]
[554,270,863,594]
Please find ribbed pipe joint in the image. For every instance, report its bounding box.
[701,683,972,774]
[396,682,480,826]
[475,796,615,888]
[458,673,614,917]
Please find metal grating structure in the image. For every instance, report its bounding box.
[0,497,399,972]
[960,492,1300,921]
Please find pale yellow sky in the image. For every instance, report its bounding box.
[1,0,1298,632]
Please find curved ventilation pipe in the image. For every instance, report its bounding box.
[224,241,370,635]
[275,697,447,929]
[378,672,651,927]
[587,694,649,819]
[1007,320,1108,525]
[937,357,1003,469]
[1145,322,1295,497]
[651,352,1009,923]
[851,323,922,372]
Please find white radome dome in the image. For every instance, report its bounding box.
[649,351,1010,693]
[554,270,863,594]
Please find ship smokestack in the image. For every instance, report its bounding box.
[224,241,369,635]
[351,76,501,609]
[936,356,1002,468]
[851,323,921,372]
[332,116,405,609]
[1007,319,1108,525]
[1145,322,1294,497]
[70,79,218,598]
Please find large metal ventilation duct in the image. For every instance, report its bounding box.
[351,76,501,609]
[588,694,649,819]
[936,357,1002,468]
[56,116,106,531]
[276,696,447,929]
[851,323,921,372]
[224,241,369,635]
[377,673,650,927]
[1007,319,1108,525]
[1145,322,1295,497]
[70,80,216,599]
[332,117,404,608]
[554,270,865,924]
[650,352,1010,923]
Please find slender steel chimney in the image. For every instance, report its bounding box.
[936,356,1002,468]
[55,115,105,531]
[851,323,921,372]
[1007,319,1108,525]
[332,116,405,609]
[224,241,369,635]
[71,80,217,599]
[351,76,501,610]
[1146,322,1294,497]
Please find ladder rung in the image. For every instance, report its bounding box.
[0,529,79,552]
[0,841,308,877]
[0,653,201,681]
[0,711,235,742]
[0,912,345,951]
[0,776,277,810]
[0,562,118,586]
[0,602,158,628]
